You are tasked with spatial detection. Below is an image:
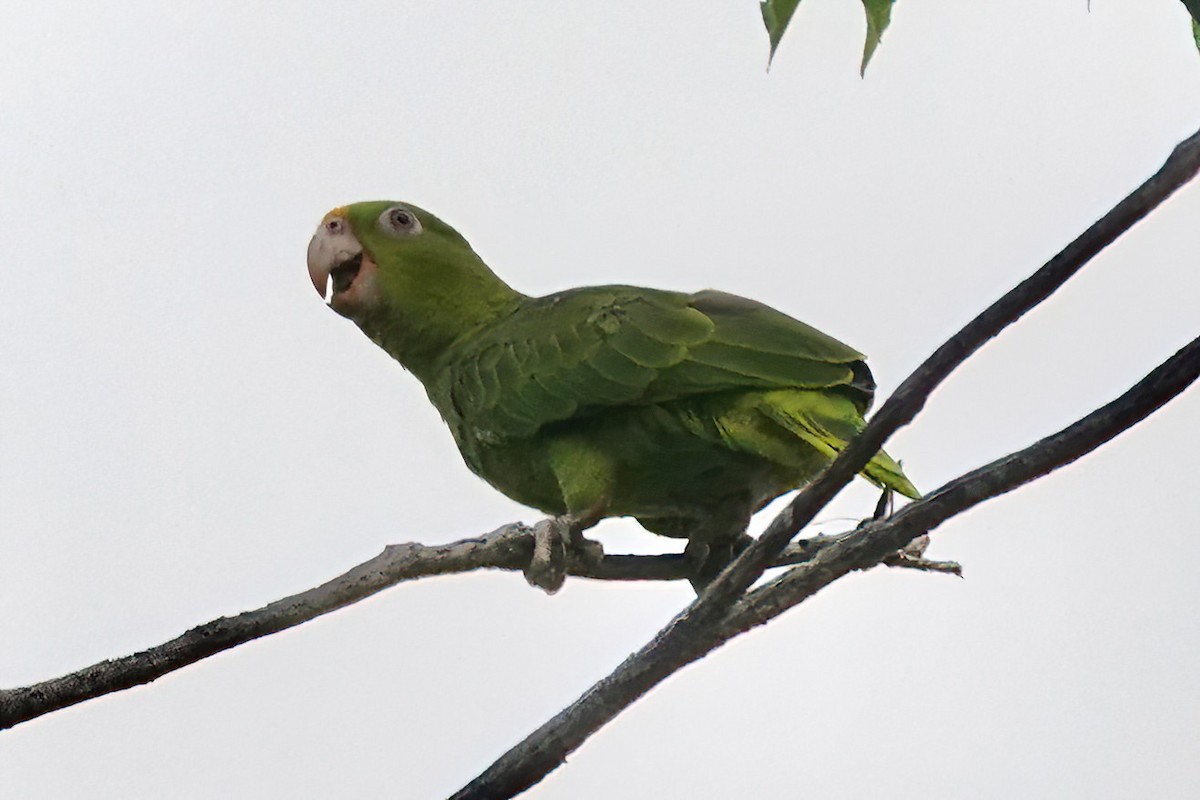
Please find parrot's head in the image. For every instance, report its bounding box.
[307,200,521,374]
[307,200,464,320]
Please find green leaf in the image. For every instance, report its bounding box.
[860,0,896,75]
[760,0,802,66]
[1183,1,1200,52]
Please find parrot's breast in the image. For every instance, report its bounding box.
[443,392,828,535]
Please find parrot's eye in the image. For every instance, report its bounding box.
[379,206,422,237]
[324,218,345,234]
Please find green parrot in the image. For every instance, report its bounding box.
[307,200,918,593]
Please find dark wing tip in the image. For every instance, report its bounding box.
[846,360,877,414]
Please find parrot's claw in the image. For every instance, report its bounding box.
[683,541,711,575]
[570,531,605,565]
[868,488,894,523]
[524,516,605,594]
[526,517,569,594]
[683,533,753,594]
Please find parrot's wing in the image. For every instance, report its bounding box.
[648,290,874,409]
[437,286,875,441]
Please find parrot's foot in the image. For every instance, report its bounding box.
[524,516,605,594]
[684,533,754,594]
[570,532,605,566]
[867,488,894,524]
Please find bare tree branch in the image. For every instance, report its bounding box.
[0,526,515,731]
[450,127,1200,799]
[0,526,871,730]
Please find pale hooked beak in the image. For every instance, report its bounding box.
[307,210,364,302]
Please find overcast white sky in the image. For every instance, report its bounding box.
[2,2,1198,798]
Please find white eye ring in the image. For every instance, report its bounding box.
[379,206,422,237]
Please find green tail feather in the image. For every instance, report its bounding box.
[861,448,920,500]
[755,389,921,500]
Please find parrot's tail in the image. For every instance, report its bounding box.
[755,389,921,500]
[858,446,921,500]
